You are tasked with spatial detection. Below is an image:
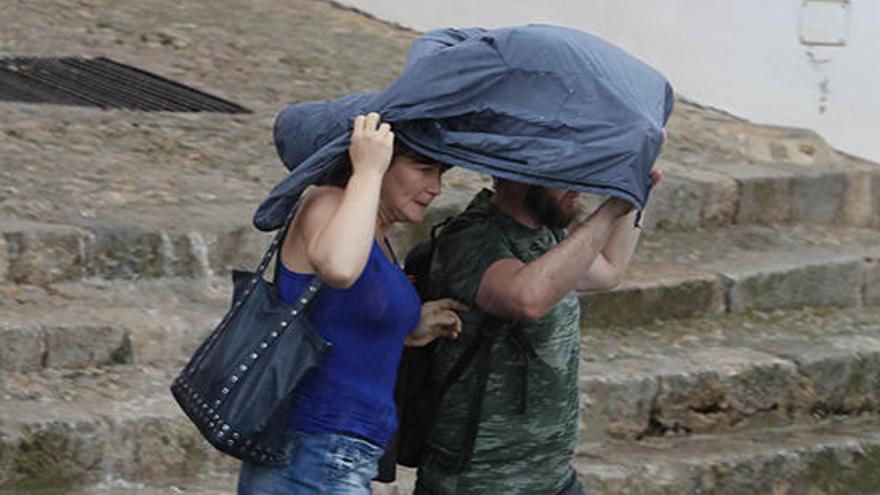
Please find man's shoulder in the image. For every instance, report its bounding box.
[435,203,510,251]
[426,206,514,303]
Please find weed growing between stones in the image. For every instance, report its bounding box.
[11,428,72,492]
[807,444,880,494]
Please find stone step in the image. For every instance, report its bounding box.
[5,217,877,379]
[347,155,880,239]
[64,474,238,495]
[2,307,877,490]
[7,222,874,337]
[0,304,218,373]
[363,418,880,495]
[579,305,880,443]
[644,157,880,231]
[0,193,472,288]
[573,416,880,494]
[582,223,880,326]
[0,219,269,286]
[59,475,409,495]
[0,367,237,492]
[3,161,879,287]
[0,278,230,373]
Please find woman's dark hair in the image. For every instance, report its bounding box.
[315,140,438,187]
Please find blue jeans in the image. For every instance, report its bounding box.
[237,431,384,495]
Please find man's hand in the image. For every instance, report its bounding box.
[405,298,468,347]
[650,168,662,187]
[600,196,635,220]
[594,167,661,222]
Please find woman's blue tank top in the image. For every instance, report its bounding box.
[278,239,421,446]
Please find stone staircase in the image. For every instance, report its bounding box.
[2,144,879,494]
[0,208,275,493]
[2,1,879,493]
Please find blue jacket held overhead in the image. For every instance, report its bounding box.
[255,24,674,231]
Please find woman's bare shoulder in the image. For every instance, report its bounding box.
[283,186,345,268]
[294,185,344,228]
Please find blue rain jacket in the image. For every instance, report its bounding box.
[255,24,674,231]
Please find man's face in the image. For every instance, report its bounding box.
[524,186,580,229]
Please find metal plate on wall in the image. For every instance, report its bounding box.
[0,56,251,113]
[800,0,851,47]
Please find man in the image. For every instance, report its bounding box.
[415,171,660,494]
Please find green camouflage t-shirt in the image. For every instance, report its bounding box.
[417,189,581,494]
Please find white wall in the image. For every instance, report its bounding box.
[338,0,880,163]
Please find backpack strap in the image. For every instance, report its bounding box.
[400,216,536,471]
[434,326,486,398]
[508,325,537,414]
[454,329,493,470]
[433,319,523,472]
[375,216,457,483]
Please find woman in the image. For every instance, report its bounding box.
[238,112,466,494]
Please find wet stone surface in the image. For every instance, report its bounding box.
[2,1,880,494]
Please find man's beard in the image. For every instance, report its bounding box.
[524,186,577,229]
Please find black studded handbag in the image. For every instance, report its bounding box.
[171,208,330,466]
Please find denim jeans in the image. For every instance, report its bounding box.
[558,469,586,495]
[237,430,384,495]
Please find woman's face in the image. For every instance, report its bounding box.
[379,155,444,224]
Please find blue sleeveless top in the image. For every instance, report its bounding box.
[279,240,421,446]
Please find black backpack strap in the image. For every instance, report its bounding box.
[454,332,493,470]
[435,330,485,398]
[392,216,537,473]
[374,216,457,483]
[431,319,525,472]
[508,325,537,414]
[404,216,453,296]
[413,319,494,472]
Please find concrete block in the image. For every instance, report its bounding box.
[0,321,44,373]
[875,171,880,227]
[579,365,657,442]
[87,225,165,279]
[758,336,880,415]
[658,161,738,228]
[735,175,793,224]
[866,259,880,306]
[575,419,880,494]
[3,225,92,285]
[841,169,878,227]
[710,250,866,312]
[693,173,739,228]
[42,324,131,369]
[640,174,702,232]
[697,161,795,225]
[580,265,725,327]
[0,405,227,489]
[823,335,880,411]
[652,348,798,434]
[125,311,218,366]
[0,236,8,282]
[211,226,272,276]
[791,170,847,224]
[85,225,260,280]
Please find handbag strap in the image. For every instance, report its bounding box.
[258,196,323,291]
[259,202,297,278]
[261,197,324,295]
[185,201,322,376]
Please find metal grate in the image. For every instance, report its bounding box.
[0,56,250,113]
